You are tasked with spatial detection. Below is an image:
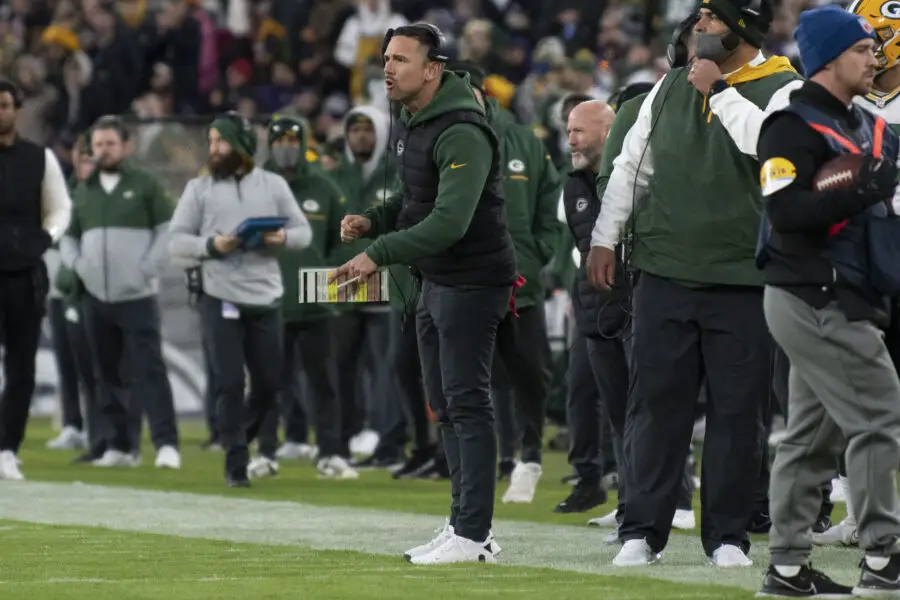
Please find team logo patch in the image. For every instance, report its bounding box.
[860,15,876,32]
[302,199,320,212]
[575,198,589,212]
[880,1,900,19]
[508,159,525,173]
[375,188,391,201]
[760,157,797,197]
[396,141,404,155]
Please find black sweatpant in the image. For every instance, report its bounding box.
[417,280,511,542]
[491,306,551,464]
[81,294,179,454]
[48,298,85,431]
[0,264,48,453]
[201,325,218,442]
[200,295,283,478]
[391,309,432,451]
[621,273,769,556]
[258,318,342,458]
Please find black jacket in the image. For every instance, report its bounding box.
[562,169,629,338]
[0,137,50,272]
[757,81,892,324]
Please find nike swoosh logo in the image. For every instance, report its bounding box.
[773,575,814,594]
[450,163,467,169]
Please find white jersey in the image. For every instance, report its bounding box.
[854,88,900,126]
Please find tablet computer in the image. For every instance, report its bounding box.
[233,216,289,249]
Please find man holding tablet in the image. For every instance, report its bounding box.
[168,111,312,487]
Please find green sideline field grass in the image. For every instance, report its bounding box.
[0,419,860,600]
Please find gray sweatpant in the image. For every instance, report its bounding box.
[764,286,900,564]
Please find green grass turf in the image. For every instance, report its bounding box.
[0,520,758,600]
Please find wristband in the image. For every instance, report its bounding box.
[708,79,729,98]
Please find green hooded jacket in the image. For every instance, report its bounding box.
[265,121,346,323]
[485,97,562,308]
[362,72,499,271]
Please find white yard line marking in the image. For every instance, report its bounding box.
[0,481,862,592]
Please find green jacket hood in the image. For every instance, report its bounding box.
[485,97,516,135]
[265,117,311,179]
[402,71,485,128]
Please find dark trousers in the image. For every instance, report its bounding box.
[417,280,511,542]
[199,295,283,478]
[391,309,432,451]
[491,306,551,464]
[201,326,218,442]
[332,311,405,454]
[48,298,85,431]
[621,273,769,556]
[567,328,693,513]
[0,265,48,452]
[258,318,342,458]
[81,294,179,454]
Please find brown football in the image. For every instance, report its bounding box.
[813,154,864,192]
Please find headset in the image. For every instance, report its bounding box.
[381,23,449,64]
[667,12,700,69]
[0,78,22,109]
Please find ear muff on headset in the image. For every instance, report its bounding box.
[381,23,449,65]
[666,13,700,68]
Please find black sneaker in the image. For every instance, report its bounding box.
[855,554,900,596]
[812,514,832,535]
[561,473,580,486]
[393,446,436,479]
[226,475,250,488]
[352,452,405,471]
[497,458,516,481]
[758,564,853,597]
[415,456,449,480]
[554,482,608,514]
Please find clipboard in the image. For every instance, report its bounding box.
[233,216,289,249]
[297,268,390,304]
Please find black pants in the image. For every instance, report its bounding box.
[417,280,511,542]
[332,311,405,454]
[622,273,769,556]
[48,298,85,431]
[391,309,432,451]
[81,294,179,454]
[199,295,283,478]
[491,306,551,464]
[201,324,219,442]
[0,265,48,452]
[257,318,342,458]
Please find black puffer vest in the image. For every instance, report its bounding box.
[563,169,629,338]
[393,109,517,287]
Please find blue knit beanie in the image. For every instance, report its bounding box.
[795,6,877,77]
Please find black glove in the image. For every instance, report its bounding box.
[857,154,898,201]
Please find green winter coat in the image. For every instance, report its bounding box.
[265,139,346,323]
[485,97,562,308]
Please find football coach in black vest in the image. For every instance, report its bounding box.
[0,78,72,481]
[334,23,517,564]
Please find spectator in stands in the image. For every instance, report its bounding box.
[253,116,356,479]
[14,53,60,145]
[335,0,408,103]
[61,115,180,470]
[168,112,311,487]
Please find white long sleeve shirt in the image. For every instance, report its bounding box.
[590,54,802,250]
[42,148,72,242]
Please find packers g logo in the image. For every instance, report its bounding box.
[881,0,900,19]
[760,157,797,197]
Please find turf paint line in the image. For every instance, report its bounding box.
[0,481,862,593]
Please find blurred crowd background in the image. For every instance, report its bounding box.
[3,0,838,190]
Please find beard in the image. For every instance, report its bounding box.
[97,156,121,173]
[570,150,596,171]
[208,151,244,180]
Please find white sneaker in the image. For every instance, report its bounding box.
[0,450,24,481]
[92,450,138,468]
[829,477,846,503]
[588,509,619,528]
[409,534,497,565]
[603,530,621,545]
[710,544,752,567]
[316,456,359,479]
[502,462,542,503]
[349,430,379,456]
[812,518,858,546]
[247,456,279,478]
[405,520,455,560]
[613,538,659,566]
[672,509,696,530]
[154,446,181,469]
[46,426,87,450]
[275,442,318,461]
